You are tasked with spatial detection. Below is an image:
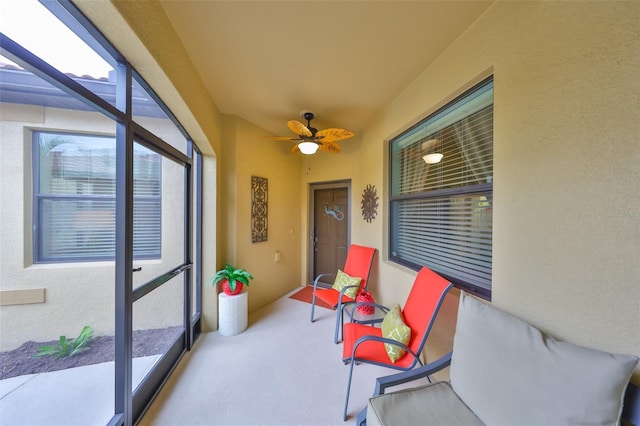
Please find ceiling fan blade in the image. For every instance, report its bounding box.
[270,136,300,141]
[315,128,354,142]
[318,141,341,154]
[287,120,312,137]
[290,144,301,154]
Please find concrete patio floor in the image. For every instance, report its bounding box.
[0,356,159,426]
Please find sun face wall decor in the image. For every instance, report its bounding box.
[361,184,379,223]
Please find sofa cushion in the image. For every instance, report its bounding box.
[451,291,639,425]
[367,381,484,426]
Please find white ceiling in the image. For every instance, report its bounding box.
[159,1,492,138]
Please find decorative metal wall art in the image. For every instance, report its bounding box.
[251,176,268,243]
[324,203,345,221]
[361,184,379,223]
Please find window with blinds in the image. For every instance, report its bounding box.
[389,77,493,298]
[34,131,161,262]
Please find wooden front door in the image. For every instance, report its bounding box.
[310,182,350,285]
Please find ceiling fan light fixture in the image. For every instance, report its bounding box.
[423,153,444,164]
[298,141,319,155]
[271,110,353,154]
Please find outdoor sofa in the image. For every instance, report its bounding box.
[359,291,639,426]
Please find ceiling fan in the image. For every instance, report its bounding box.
[270,111,354,154]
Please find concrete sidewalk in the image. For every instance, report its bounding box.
[0,356,159,426]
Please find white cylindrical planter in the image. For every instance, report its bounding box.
[218,291,248,336]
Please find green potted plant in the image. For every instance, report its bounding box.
[208,264,254,295]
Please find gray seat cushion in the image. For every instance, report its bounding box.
[367,381,484,426]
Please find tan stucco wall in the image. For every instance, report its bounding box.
[222,115,303,312]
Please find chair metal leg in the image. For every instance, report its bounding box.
[335,302,353,343]
[356,407,367,426]
[343,360,356,421]
[338,308,345,344]
[310,293,316,323]
[334,303,344,343]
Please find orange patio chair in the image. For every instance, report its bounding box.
[341,266,452,420]
[310,244,377,343]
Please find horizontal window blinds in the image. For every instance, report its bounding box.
[390,193,492,291]
[35,132,161,262]
[389,78,493,296]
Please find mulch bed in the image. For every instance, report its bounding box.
[0,326,182,380]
